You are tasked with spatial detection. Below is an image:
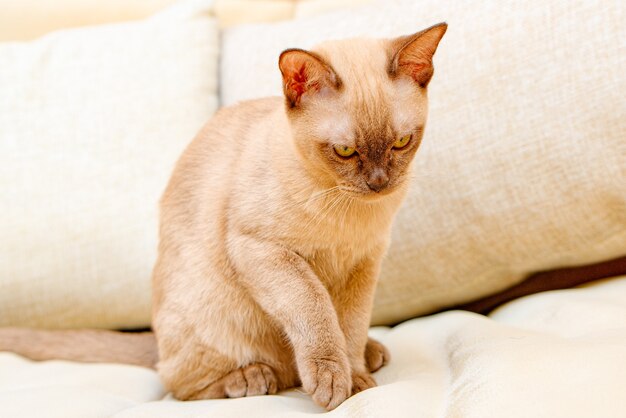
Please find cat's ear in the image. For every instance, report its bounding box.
[279,49,341,108]
[389,22,447,88]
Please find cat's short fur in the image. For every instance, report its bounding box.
[152,24,446,409]
[0,23,446,410]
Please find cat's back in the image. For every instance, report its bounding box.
[211,96,282,131]
[190,96,282,163]
[162,97,282,209]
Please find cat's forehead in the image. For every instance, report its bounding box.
[313,105,353,144]
[315,38,391,96]
[312,39,427,143]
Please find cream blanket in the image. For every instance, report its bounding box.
[2,275,626,417]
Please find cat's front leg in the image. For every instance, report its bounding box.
[227,232,351,410]
[332,248,390,394]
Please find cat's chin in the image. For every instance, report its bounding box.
[340,187,397,201]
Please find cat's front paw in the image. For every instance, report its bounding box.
[300,356,351,410]
[365,337,390,373]
[351,371,376,395]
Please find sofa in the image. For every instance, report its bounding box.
[1,0,625,416]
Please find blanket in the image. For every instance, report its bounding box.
[2,275,626,417]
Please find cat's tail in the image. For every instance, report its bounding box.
[0,328,158,369]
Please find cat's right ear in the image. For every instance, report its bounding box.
[279,49,341,109]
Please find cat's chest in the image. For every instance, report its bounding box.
[294,201,391,245]
[304,246,367,286]
[284,202,392,267]
[289,215,385,257]
[265,191,398,280]
[290,228,386,286]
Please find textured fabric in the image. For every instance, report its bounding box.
[221,0,626,324]
[0,0,374,41]
[294,0,373,19]
[214,0,296,27]
[213,0,373,28]
[2,275,626,417]
[0,0,181,41]
[0,0,219,329]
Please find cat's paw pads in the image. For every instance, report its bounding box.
[365,337,390,373]
[301,357,351,410]
[351,371,377,395]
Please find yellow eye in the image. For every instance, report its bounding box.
[333,144,356,157]
[393,134,412,149]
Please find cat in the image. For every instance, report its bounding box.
[0,23,447,410]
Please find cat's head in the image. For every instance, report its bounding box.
[279,23,447,199]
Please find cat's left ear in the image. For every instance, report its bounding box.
[389,22,448,88]
[279,49,341,108]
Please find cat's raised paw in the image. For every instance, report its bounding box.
[365,337,390,373]
[351,371,376,395]
[301,357,351,410]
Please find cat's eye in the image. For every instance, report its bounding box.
[333,144,356,158]
[393,134,412,149]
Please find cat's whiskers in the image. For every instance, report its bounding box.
[301,190,349,234]
[285,186,342,214]
[319,192,345,221]
[299,191,337,233]
[305,186,342,204]
[339,194,355,227]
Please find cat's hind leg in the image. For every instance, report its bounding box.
[187,362,278,400]
[156,325,299,401]
[156,335,235,400]
[157,338,282,400]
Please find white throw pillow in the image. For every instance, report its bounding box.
[221,0,626,324]
[0,0,219,328]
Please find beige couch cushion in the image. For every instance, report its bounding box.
[221,0,626,324]
[0,0,181,41]
[214,0,296,27]
[213,0,374,27]
[0,0,375,41]
[0,0,219,328]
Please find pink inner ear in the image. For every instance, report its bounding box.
[287,64,322,105]
[289,65,308,100]
[398,62,427,82]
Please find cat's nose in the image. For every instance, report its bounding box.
[366,169,389,192]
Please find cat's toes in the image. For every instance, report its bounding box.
[195,363,278,399]
[301,356,351,410]
[351,371,377,395]
[238,363,278,396]
[365,337,390,373]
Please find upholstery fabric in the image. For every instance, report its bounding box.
[221,0,626,324]
[2,275,626,417]
[0,0,374,41]
[213,0,374,27]
[0,0,180,41]
[0,0,219,328]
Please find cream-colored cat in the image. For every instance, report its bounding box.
[0,23,446,410]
